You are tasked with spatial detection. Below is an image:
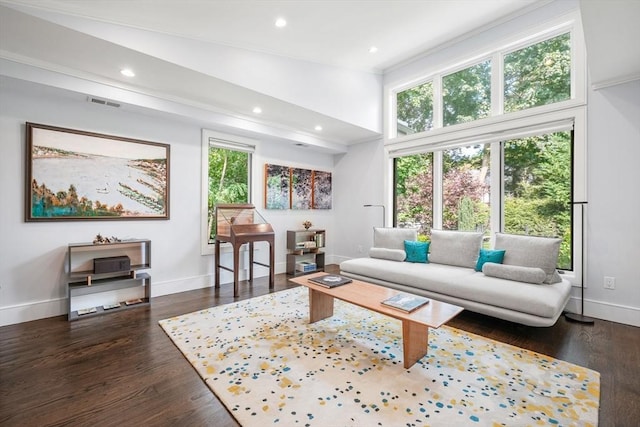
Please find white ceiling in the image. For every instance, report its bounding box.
[0,0,541,72]
[3,0,637,151]
[0,0,547,149]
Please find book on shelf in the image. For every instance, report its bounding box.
[296,261,317,272]
[381,293,429,313]
[308,274,352,288]
[103,303,121,310]
[125,298,143,306]
[77,307,97,316]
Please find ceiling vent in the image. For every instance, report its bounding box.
[87,96,121,108]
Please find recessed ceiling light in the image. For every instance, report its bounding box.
[314,125,323,131]
[120,68,135,77]
[368,46,378,54]
[275,17,287,28]
[252,106,262,114]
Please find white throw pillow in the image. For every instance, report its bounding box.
[369,247,406,262]
[482,263,546,284]
[495,233,562,284]
[429,229,483,269]
[372,227,418,250]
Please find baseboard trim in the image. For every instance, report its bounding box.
[3,271,637,328]
[0,297,67,327]
[564,296,640,327]
[152,275,213,297]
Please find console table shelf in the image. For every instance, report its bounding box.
[286,229,326,276]
[66,239,151,321]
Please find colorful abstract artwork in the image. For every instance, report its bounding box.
[291,168,313,210]
[312,170,332,209]
[264,164,332,210]
[264,164,290,209]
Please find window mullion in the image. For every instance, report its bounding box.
[432,150,443,230]
[492,52,503,116]
[433,76,443,130]
[490,141,502,246]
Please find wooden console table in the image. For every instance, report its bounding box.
[214,204,274,297]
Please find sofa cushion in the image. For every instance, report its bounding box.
[475,249,506,271]
[369,247,406,262]
[373,227,418,250]
[340,257,571,319]
[495,233,561,284]
[482,263,546,284]
[429,230,483,269]
[404,240,429,263]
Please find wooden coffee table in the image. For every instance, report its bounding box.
[289,272,464,368]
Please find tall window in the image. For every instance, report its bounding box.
[503,131,572,269]
[201,130,255,252]
[442,145,490,234]
[393,128,573,270]
[389,20,584,274]
[394,153,433,236]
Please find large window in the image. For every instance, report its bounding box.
[503,131,572,269]
[394,153,433,235]
[201,130,255,253]
[389,28,578,138]
[442,145,490,233]
[388,18,585,275]
[393,127,573,270]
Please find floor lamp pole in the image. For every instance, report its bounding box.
[363,204,386,228]
[565,201,595,324]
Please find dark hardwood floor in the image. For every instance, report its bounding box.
[1,265,638,426]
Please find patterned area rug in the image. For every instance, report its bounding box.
[159,287,599,426]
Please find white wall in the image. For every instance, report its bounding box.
[585,80,640,325]
[333,139,386,261]
[0,78,335,326]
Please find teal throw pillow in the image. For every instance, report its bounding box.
[404,240,429,263]
[475,248,506,271]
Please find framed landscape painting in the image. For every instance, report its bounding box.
[26,122,170,221]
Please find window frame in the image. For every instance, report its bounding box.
[200,129,257,255]
[384,12,586,143]
[384,12,587,286]
[390,108,586,285]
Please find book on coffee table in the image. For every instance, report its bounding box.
[308,274,352,288]
[382,293,430,313]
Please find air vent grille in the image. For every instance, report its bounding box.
[87,96,121,108]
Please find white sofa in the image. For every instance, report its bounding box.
[340,228,572,327]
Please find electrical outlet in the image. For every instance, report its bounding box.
[604,276,616,290]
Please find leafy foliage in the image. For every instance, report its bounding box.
[208,147,249,240]
[397,81,434,135]
[443,60,491,126]
[504,33,571,112]
[504,132,572,268]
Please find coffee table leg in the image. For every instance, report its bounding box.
[402,319,429,369]
[308,289,334,323]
